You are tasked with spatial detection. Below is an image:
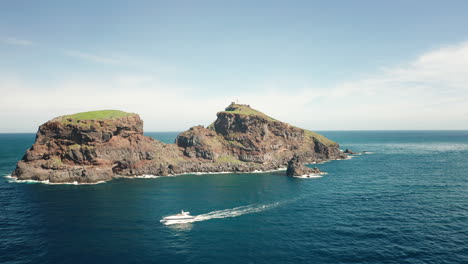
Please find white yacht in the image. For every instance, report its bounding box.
[160,210,195,224]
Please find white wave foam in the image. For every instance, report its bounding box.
[5,168,287,186]
[316,158,343,164]
[3,166,302,186]
[251,167,287,173]
[161,201,284,225]
[293,174,323,179]
[116,169,287,179]
[5,175,106,185]
[180,167,287,176]
[117,174,161,179]
[345,143,468,154]
[193,171,231,175]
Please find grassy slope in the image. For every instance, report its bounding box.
[303,129,336,146]
[207,104,275,129]
[220,104,277,121]
[58,110,134,122]
[214,104,336,146]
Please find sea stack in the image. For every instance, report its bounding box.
[12,103,347,183]
[344,148,356,154]
[286,155,322,177]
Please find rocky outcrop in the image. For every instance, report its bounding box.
[12,104,347,183]
[344,148,356,154]
[177,103,346,166]
[12,111,183,183]
[286,155,322,177]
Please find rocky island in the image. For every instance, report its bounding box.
[12,103,347,183]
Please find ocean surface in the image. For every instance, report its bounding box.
[0,131,467,264]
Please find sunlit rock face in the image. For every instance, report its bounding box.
[13,104,346,183]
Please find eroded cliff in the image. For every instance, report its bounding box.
[12,104,346,183]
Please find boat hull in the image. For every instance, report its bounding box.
[160,217,195,225]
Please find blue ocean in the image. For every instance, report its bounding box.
[1,131,467,264]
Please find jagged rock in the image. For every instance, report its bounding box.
[344,148,356,154]
[13,104,346,183]
[286,156,322,177]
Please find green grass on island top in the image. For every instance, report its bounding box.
[55,106,336,146]
[59,110,134,121]
[303,129,336,146]
[218,103,336,146]
[220,103,277,121]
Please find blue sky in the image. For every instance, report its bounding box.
[1,0,467,132]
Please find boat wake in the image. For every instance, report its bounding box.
[161,201,284,225]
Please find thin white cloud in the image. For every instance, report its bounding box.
[0,74,226,132]
[234,42,468,130]
[0,37,33,46]
[339,42,468,95]
[62,50,166,72]
[1,41,468,132]
[64,50,123,65]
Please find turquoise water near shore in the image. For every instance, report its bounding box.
[1,131,467,263]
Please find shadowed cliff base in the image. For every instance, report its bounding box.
[12,103,347,183]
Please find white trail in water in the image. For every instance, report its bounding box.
[161,201,286,225]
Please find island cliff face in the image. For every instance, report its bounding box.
[12,104,346,183]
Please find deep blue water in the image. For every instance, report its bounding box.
[0,131,467,264]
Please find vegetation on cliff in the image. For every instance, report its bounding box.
[221,103,277,121]
[213,103,336,146]
[56,110,135,124]
[12,103,346,183]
